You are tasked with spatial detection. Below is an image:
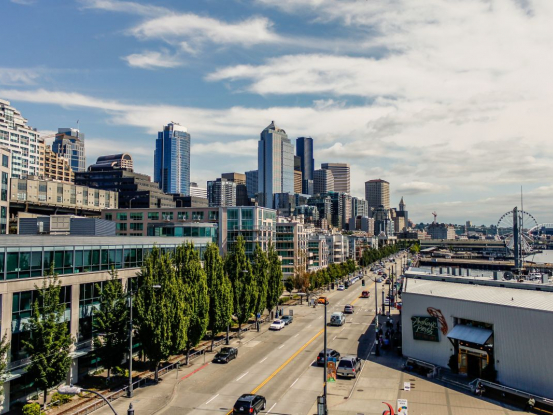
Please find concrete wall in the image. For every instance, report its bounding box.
[401,291,553,398]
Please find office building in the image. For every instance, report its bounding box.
[90,153,133,171]
[258,121,294,208]
[154,122,191,195]
[352,197,369,218]
[307,194,332,225]
[75,161,174,209]
[296,137,314,194]
[321,163,350,194]
[221,172,246,185]
[44,145,74,183]
[293,205,319,222]
[207,178,236,207]
[341,193,353,230]
[173,195,209,208]
[18,215,116,236]
[0,98,44,179]
[189,182,208,199]
[427,222,456,240]
[373,205,393,236]
[365,179,390,210]
[222,173,249,206]
[52,128,86,173]
[294,170,302,194]
[0,235,210,411]
[313,169,334,195]
[1,148,10,234]
[245,170,258,199]
[348,216,375,235]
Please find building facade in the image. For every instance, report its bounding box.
[52,128,86,173]
[207,178,236,207]
[321,163,350,194]
[427,223,456,240]
[189,182,208,199]
[90,153,133,171]
[221,173,249,206]
[276,219,309,278]
[154,122,191,195]
[0,98,44,179]
[257,121,294,208]
[245,170,258,199]
[1,148,10,234]
[365,179,390,210]
[44,145,74,183]
[296,137,314,195]
[313,169,334,195]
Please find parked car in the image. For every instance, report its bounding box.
[269,319,285,330]
[281,315,293,325]
[232,394,266,414]
[361,291,370,298]
[213,347,238,363]
[337,285,345,291]
[343,304,354,314]
[318,296,329,305]
[385,278,391,285]
[329,312,346,326]
[316,348,340,366]
[337,355,362,378]
[376,277,384,283]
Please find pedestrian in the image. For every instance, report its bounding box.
[525,397,535,412]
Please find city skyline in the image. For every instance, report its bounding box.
[2,0,553,225]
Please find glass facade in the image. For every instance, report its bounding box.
[154,123,191,195]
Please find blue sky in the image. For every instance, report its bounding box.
[2,0,553,225]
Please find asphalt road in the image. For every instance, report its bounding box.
[156,253,406,415]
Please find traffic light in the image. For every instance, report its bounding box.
[362,279,365,286]
[331,283,335,289]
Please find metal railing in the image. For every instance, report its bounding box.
[469,379,553,407]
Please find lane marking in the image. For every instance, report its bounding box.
[293,333,299,338]
[267,403,277,414]
[332,336,337,340]
[259,357,268,364]
[278,344,285,349]
[235,371,249,381]
[290,377,299,388]
[307,324,312,328]
[205,394,219,405]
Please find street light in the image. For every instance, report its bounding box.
[128,196,137,209]
[128,283,161,398]
[58,386,119,415]
[322,298,328,415]
[374,275,380,356]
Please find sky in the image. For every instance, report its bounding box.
[2,0,553,226]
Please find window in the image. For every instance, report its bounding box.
[208,210,218,220]
[117,223,127,231]
[117,213,127,221]
[130,223,143,231]
[130,212,143,221]
[177,211,188,220]
[1,155,8,167]
[104,213,113,221]
[148,212,159,220]
[192,211,204,220]
[162,212,173,220]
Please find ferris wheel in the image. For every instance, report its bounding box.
[496,209,538,257]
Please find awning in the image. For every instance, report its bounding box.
[447,325,492,345]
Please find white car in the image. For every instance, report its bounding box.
[337,285,345,291]
[269,319,285,330]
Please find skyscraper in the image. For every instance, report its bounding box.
[53,128,86,173]
[207,178,236,207]
[321,163,350,194]
[313,169,334,195]
[154,122,191,195]
[365,179,390,210]
[296,137,314,194]
[258,121,294,208]
[245,170,258,199]
[222,172,249,206]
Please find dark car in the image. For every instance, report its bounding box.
[316,349,340,366]
[232,394,266,414]
[281,315,293,325]
[213,347,238,363]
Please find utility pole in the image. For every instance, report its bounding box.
[375,275,380,356]
[323,300,328,414]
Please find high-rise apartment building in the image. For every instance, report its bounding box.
[221,172,246,185]
[245,170,258,199]
[296,137,314,194]
[44,145,74,183]
[365,179,390,210]
[258,121,294,208]
[189,182,208,199]
[221,173,249,206]
[352,197,369,218]
[207,178,236,207]
[0,148,10,234]
[321,163,350,194]
[0,98,44,179]
[294,170,302,194]
[154,122,191,195]
[313,169,334,195]
[52,128,86,173]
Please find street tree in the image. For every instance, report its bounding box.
[135,246,187,382]
[174,243,209,365]
[266,242,284,313]
[92,269,128,381]
[225,236,254,333]
[252,244,269,326]
[23,269,72,408]
[204,243,233,351]
[0,332,10,412]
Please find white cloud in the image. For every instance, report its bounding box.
[192,140,258,157]
[80,0,167,17]
[397,181,450,196]
[123,50,183,69]
[10,0,36,5]
[0,68,41,86]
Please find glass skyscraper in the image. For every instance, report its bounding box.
[52,128,86,173]
[296,137,314,194]
[258,121,294,208]
[154,122,191,195]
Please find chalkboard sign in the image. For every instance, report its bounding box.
[411,316,439,342]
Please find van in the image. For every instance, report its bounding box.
[329,312,345,326]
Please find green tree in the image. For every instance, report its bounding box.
[174,243,209,365]
[135,246,187,382]
[226,236,254,333]
[252,244,269,325]
[92,269,128,381]
[410,244,420,254]
[23,270,72,408]
[0,332,10,412]
[204,243,233,351]
[284,278,294,296]
[266,242,284,313]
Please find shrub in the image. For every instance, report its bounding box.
[50,392,72,407]
[22,403,42,415]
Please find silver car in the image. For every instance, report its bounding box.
[336,356,362,378]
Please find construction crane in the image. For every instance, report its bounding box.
[432,211,437,224]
